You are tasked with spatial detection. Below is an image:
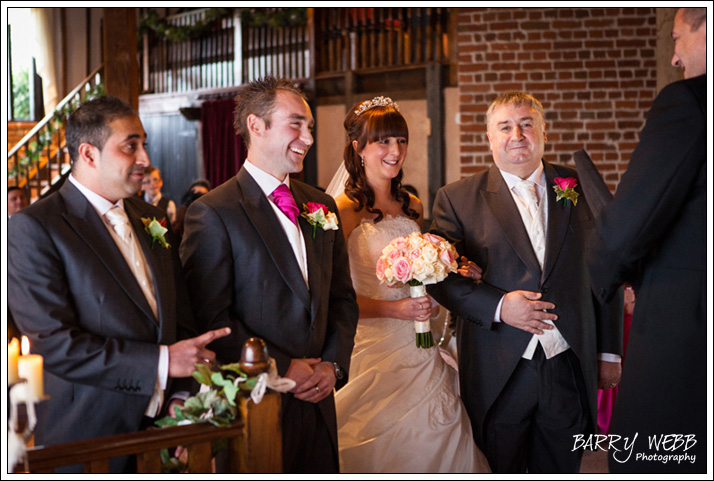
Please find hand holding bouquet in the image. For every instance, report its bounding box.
[376,231,459,348]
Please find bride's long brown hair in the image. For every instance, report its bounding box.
[343,100,419,223]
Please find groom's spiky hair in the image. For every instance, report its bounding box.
[233,76,307,148]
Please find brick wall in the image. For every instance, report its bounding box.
[457,7,657,191]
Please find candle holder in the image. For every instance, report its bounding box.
[8,379,49,473]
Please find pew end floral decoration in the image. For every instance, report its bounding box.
[154,338,295,473]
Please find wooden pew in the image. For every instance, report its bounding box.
[16,393,281,474]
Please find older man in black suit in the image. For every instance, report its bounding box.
[429,91,623,473]
[587,7,707,474]
[180,77,358,473]
[8,96,229,473]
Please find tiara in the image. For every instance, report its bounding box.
[354,96,400,116]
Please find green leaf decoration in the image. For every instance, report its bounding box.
[192,362,214,386]
[220,362,249,378]
[154,416,178,428]
[211,372,239,405]
[153,362,270,471]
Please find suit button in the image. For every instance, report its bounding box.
[542,287,549,293]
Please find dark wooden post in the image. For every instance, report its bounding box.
[426,62,444,219]
[102,8,140,110]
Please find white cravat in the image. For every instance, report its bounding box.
[103,206,159,320]
[507,171,570,360]
[514,179,546,268]
[104,205,132,244]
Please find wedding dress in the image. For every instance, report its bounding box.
[335,214,490,473]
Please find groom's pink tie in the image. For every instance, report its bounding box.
[271,184,299,226]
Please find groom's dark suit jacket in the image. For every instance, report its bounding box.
[179,167,358,465]
[588,74,706,473]
[8,181,195,472]
[429,161,623,448]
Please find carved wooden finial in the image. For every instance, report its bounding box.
[239,337,270,376]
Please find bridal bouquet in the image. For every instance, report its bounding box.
[376,231,459,348]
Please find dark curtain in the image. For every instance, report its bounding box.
[201,98,247,189]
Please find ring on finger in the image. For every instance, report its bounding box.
[315,385,320,393]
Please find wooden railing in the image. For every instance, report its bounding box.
[139,7,453,95]
[242,18,311,84]
[314,7,451,74]
[16,393,281,474]
[141,8,311,93]
[7,65,103,203]
[141,9,239,94]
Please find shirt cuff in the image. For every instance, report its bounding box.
[598,352,622,363]
[494,295,505,323]
[158,345,169,390]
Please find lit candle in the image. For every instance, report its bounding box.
[18,336,44,399]
[8,337,20,383]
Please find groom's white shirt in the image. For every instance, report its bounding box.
[244,160,309,287]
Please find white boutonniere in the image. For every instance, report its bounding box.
[300,202,339,239]
[141,217,171,249]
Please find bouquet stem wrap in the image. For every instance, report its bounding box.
[410,284,434,349]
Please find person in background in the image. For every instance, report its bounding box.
[596,286,635,435]
[173,179,212,240]
[587,7,706,474]
[8,186,29,218]
[142,165,176,224]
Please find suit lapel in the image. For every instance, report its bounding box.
[541,162,571,284]
[59,183,157,322]
[292,183,325,322]
[124,200,172,324]
[236,169,311,311]
[482,165,542,279]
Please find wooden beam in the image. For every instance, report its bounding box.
[426,62,444,219]
[102,8,139,110]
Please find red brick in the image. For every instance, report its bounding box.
[489,21,519,30]
[456,7,656,189]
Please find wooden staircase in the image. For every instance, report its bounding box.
[7,66,104,204]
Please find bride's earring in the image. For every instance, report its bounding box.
[360,156,364,167]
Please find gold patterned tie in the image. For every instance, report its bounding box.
[104,206,133,244]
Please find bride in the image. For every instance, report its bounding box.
[328,97,490,473]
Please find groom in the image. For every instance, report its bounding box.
[428,92,623,473]
[180,76,359,473]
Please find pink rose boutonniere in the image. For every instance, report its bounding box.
[553,177,580,207]
[300,202,339,238]
[141,217,171,249]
